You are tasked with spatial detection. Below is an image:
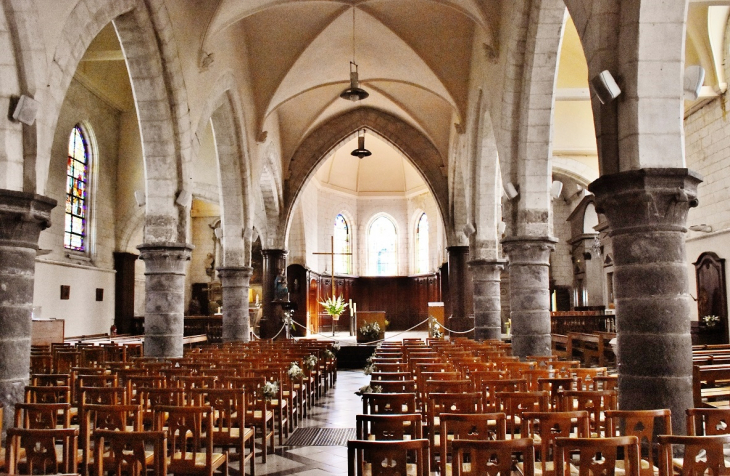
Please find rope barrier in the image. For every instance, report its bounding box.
[250,321,288,341]
[355,317,431,345]
[436,324,476,334]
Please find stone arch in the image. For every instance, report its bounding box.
[42,0,192,244]
[283,108,450,249]
[194,72,253,267]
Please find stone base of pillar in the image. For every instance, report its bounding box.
[137,243,194,358]
[218,266,253,342]
[470,259,507,341]
[447,316,474,336]
[0,189,56,439]
[502,236,557,358]
[590,168,701,436]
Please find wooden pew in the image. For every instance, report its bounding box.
[693,364,730,408]
[551,334,568,360]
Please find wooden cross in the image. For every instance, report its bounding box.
[313,236,352,297]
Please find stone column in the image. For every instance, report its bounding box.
[470,259,507,340]
[447,246,473,334]
[260,249,287,339]
[589,169,701,436]
[218,266,253,342]
[0,190,56,437]
[137,243,193,358]
[501,236,557,358]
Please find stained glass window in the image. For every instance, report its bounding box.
[369,216,397,276]
[64,125,89,251]
[334,214,352,274]
[416,213,429,273]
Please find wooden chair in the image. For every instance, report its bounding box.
[427,392,483,469]
[605,409,672,476]
[482,379,528,412]
[369,371,412,381]
[190,388,255,476]
[440,413,507,476]
[657,434,730,476]
[247,368,289,445]
[686,407,730,435]
[374,380,417,393]
[362,393,418,415]
[81,404,144,475]
[347,439,429,476]
[154,405,229,476]
[521,411,590,476]
[495,390,549,438]
[537,377,573,411]
[554,436,640,476]
[6,427,79,475]
[355,413,423,440]
[93,429,167,476]
[560,390,617,437]
[225,376,275,463]
[451,438,535,476]
[24,385,71,404]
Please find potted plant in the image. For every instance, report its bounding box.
[319,295,348,321]
[358,321,383,343]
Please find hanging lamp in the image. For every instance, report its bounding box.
[340,7,369,101]
[351,129,372,158]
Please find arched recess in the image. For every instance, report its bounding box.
[0,0,48,193]
[496,0,566,238]
[193,72,253,267]
[42,0,192,244]
[282,108,450,249]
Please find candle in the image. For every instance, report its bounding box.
[349,299,353,316]
[353,303,357,314]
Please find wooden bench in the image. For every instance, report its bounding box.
[551,334,568,360]
[693,364,730,408]
[567,332,601,366]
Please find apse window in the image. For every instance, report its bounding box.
[416,213,429,274]
[369,215,397,276]
[64,124,91,252]
[334,214,352,274]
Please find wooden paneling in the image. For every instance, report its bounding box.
[32,319,64,345]
[113,252,137,334]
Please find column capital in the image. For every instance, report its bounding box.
[217,266,254,278]
[0,189,56,249]
[588,168,702,234]
[468,258,507,268]
[501,236,557,264]
[137,242,193,275]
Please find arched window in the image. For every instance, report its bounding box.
[415,213,429,273]
[334,214,351,274]
[64,125,91,252]
[369,216,397,276]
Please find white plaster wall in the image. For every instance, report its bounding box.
[33,261,115,338]
[316,188,357,274]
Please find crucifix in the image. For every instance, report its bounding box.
[313,236,352,298]
[314,236,353,335]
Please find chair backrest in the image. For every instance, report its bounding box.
[356,413,423,440]
[657,434,730,476]
[93,429,167,476]
[14,402,71,429]
[154,405,216,473]
[451,438,535,476]
[440,413,507,476]
[686,407,730,436]
[481,379,528,412]
[374,380,417,393]
[80,386,126,405]
[347,438,429,476]
[190,387,247,451]
[605,409,672,476]
[6,427,79,474]
[24,385,71,404]
[522,411,590,475]
[495,391,549,437]
[555,436,640,476]
[363,393,417,415]
[560,389,617,436]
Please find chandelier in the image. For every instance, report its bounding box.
[340,7,368,102]
[351,129,372,158]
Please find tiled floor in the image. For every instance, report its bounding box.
[250,369,369,475]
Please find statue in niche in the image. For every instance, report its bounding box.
[274,268,289,301]
[205,253,215,279]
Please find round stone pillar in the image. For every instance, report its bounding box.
[447,246,473,334]
[589,168,701,436]
[218,266,253,342]
[469,259,507,340]
[137,243,193,358]
[501,236,557,358]
[260,249,287,339]
[0,190,56,438]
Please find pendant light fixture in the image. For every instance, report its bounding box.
[340,7,369,102]
[351,129,372,158]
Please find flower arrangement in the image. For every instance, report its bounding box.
[319,295,348,318]
[332,342,341,352]
[359,321,381,341]
[324,349,336,359]
[262,381,279,401]
[354,384,383,398]
[429,315,443,339]
[288,362,304,380]
[363,363,378,375]
[304,354,318,370]
[703,315,721,328]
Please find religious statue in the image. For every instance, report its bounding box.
[274,268,289,301]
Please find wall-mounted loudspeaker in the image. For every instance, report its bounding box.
[550,180,564,199]
[684,65,705,101]
[463,223,476,236]
[12,95,39,125]
[134,190,146,207]
[591,70,621,104]
[504,182,519,200]
[175,189,192,208]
